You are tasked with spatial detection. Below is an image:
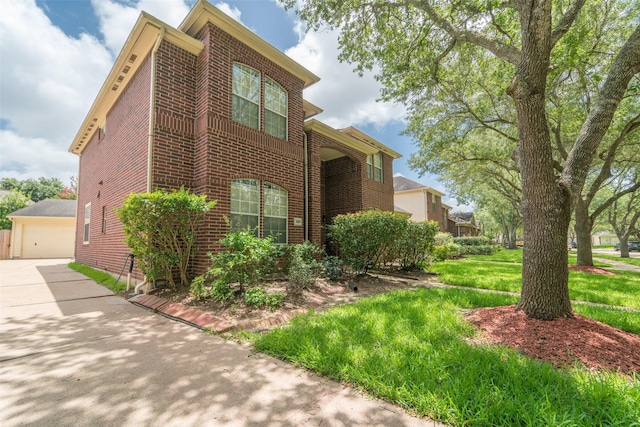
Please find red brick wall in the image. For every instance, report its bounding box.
[306,129,395,246]
[188,23,308,275]
[74,53,152,279]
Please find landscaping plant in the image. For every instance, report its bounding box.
[116,188,215,289]
[287,241,323,291]
[328,210,407,274]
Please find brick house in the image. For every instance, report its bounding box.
[448,212,480,237]
[69,0,400,280]
[393,175,449,231]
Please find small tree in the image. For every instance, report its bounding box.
[0,190,30,230]
[116,188,215,289]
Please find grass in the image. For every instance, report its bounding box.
[68,262,128,293]
[465,249,610,267]
[592,253,640,267]
[255,287,640,427]
[431,259,640,309]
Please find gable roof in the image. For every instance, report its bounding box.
[69,0,320,155]
[393,175,445,196]
[450,212,475,223]
[393,175,426,191]
[180,0,319,89]
[304,120,401,159]
[8,199,76,218]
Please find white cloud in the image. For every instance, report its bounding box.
[0,131,77,182]
[285,27,406,129]
[0,0,113,181]
[215,2,242,22]
[91,0,191,56]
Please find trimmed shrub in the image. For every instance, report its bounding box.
[431,245,450,262]
[453,236,492,246]
[201,231,278,293]
[328,210,408,274]
[117,188,216,289]
[434,232,454,246]
[395,221,439,270]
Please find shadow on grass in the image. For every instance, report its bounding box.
[255,287,639,427]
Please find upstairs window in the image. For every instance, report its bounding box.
[432,195,437,212]
[264,77,288,140]
[367,153,383,182]
[230,179,260,235]
[232,63,260,130]
[263,182,288,244]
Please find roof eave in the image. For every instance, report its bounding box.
[179,0,320,89]
[68,12,204,155]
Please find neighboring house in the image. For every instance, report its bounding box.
[8,199,76,259]
[69,0,400,279]
[591,231,619,246]
[393,175,449,231]
[448,212,480,237]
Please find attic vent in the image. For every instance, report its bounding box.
[128,54,137,63]
[117,76,124,83]
[112,85,119,91]
[122,66,131,74]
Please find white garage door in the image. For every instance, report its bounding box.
[21,223,75,259]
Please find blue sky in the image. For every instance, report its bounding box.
[1,0,458,204]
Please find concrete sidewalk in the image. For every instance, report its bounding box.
[0,259,442,427]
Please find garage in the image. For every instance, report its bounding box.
[8,200,76,259]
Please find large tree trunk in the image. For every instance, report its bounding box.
[508,1,573,319]
[574,198,594,266]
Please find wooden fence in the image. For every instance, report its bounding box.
[0,230,11,259]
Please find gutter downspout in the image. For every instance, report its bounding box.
[303,132,309,241]
[147,28,164,192]
[137,28,164,295]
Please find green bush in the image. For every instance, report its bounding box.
[200,230,278,293]
[453,236,492,246]
[210,280,236,303]
[395,221,439,270]
[288,241,323,290]
[434,232,454,246]
[328,210,408,274]
[322,256,342,281]
[457,244,499,255]
[244,287,285,310]
[116,188,215,289]
[431,245,450,262]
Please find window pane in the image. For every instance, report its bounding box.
[264,182,287,244]
[231,179,259,235]
[232,95,259,130]
[264,217,287,244]
[230,213,259,236]
[232,63,260,129]
[264,110,287,139]
[264,77,287,140]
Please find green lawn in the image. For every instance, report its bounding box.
[466,249,610,267]
[431,259,640,309]
[68,262,128,293]
[592,253,640,267]
[255,288,640,427]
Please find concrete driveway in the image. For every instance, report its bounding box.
[0,259,440,427]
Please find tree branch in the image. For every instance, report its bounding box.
[550,0,587,47]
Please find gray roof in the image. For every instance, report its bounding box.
[9,199,76,218]
[393,175,427,192]
[450,211,474,222]
[393,205,411,214]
